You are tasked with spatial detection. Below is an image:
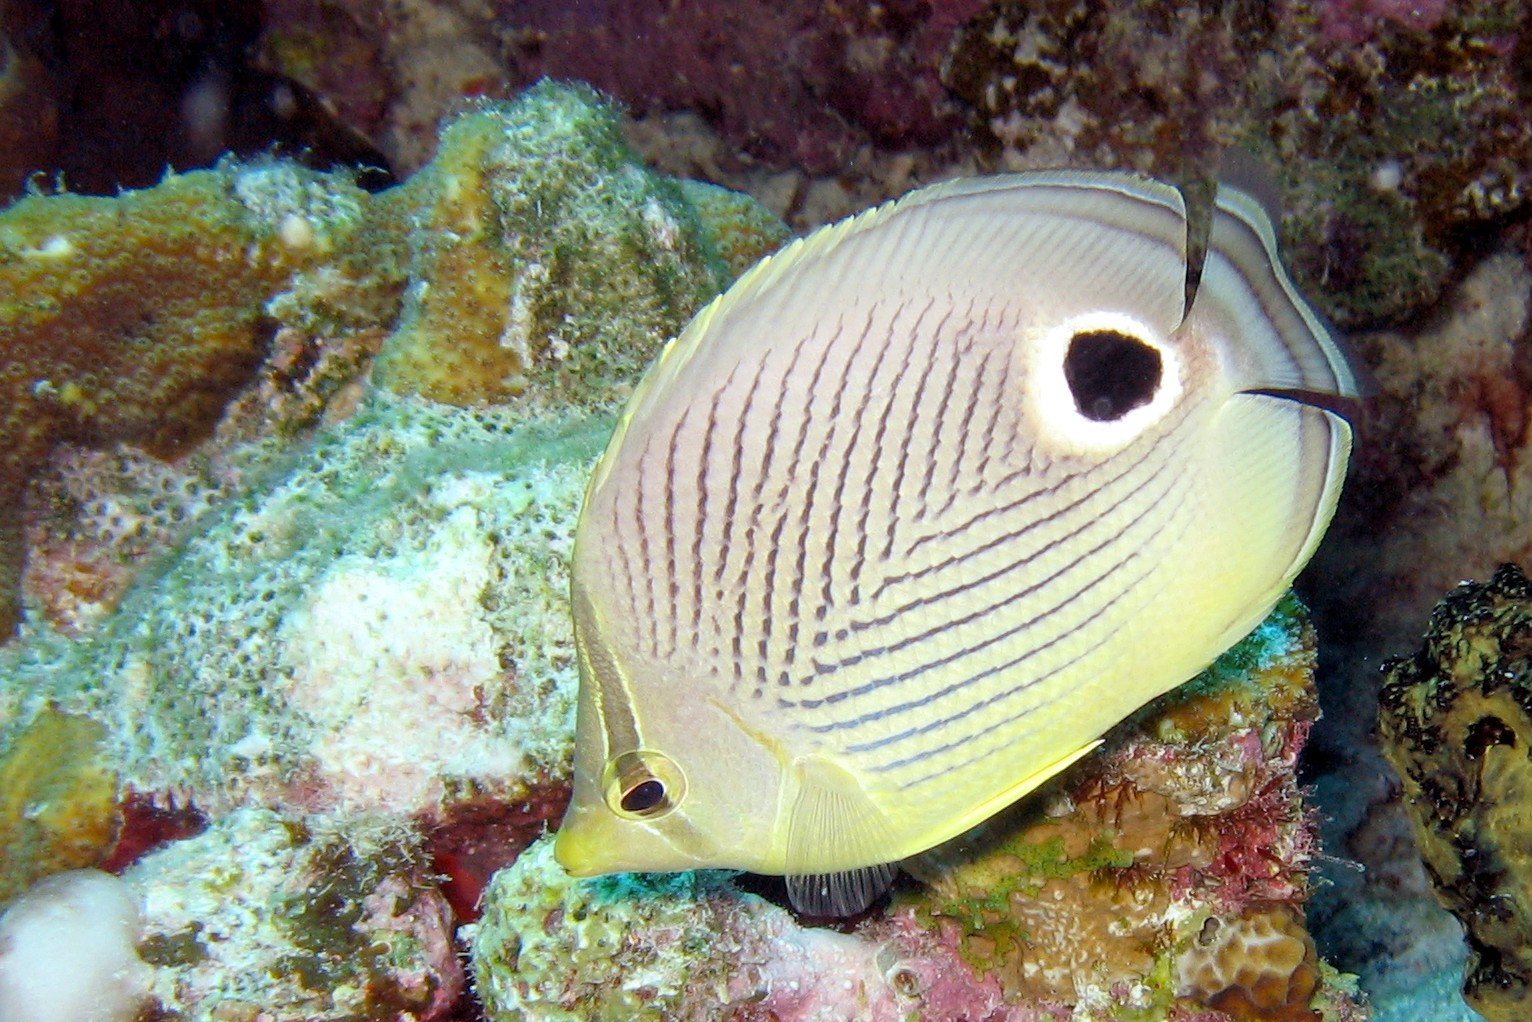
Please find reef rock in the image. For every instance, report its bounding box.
[0,82,788,1019]
[946,0,1532,328]
[126,807,463,1021]
[1379,563,1532,1022]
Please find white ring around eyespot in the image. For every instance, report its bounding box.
[1023,310,1184,455]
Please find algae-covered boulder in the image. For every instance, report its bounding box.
[1380,563,1532,1022]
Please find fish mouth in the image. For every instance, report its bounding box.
[552,804,609,877]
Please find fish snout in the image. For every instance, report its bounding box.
[552,801,613,877]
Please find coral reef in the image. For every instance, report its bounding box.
[945,0,1532,327]
[252,0,1531,325]
[943,2,1255,186]
[1177,906,1321,1022]
[1378,564,1532,1022]
[0,75,798,1017]
[0,59,1390,1018]
[126,807,463,1021]
[469,600,1367,1021]
[1294,243,1532,1022]
[370,81,782,409]
[6,400,609,820]
[1,80,785,641]
[1313,250,1532,643]
[1244,0,1532,327]
[0,159,371,638]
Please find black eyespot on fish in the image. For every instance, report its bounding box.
[1063,330,1163,422]
[621,779,667,814]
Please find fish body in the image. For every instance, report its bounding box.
[554,171,1355,914]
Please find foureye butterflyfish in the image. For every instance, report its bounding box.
[554,170,1356,916]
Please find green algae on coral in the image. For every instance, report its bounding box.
[0,709,119,909]
[469,837,751,1022]
[372,80,788,411]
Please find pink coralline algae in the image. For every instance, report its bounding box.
[1318,0,1453,41]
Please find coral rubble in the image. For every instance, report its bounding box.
[1379,564,1532,1022]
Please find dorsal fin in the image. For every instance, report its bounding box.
[784,755,897,916]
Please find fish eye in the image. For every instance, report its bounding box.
[602,749,686,820]
[1062,329,1163,422]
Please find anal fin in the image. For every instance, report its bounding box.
[787,863,896,917]
[784,755,897,917]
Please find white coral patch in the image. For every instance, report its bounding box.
[280,489,512,813]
